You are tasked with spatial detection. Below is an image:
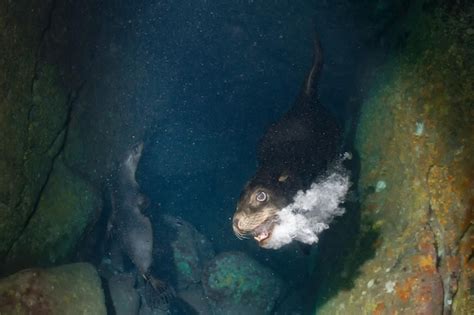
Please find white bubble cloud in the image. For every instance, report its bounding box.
[263,167,350,249]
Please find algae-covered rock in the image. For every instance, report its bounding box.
[0,0,101,270]
[0,263,106,314]
[202,251,284,315]
[0,5,71,258]
[150,215,214,313]
[5,157,101,271]
[161,215,215,290]
[315,2,473,314]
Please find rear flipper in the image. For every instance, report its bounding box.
[142,273,176,310]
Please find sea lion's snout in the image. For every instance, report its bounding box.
[233,213,276,244]
[232,214,273,243]
[232,217,246,240]
[232,186,285,246]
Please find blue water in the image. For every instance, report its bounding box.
[90,1,373,313]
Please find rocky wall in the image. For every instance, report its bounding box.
[0,0,115,274]
[314,2,473,314]
[0,0,168,275]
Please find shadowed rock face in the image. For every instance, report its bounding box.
[313,2,474,314]
[0,0,160,274]
[108,273,140,315]
[0,0,103,273]
[4,158,101,272]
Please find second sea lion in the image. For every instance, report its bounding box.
[112,142,154,274]
[110,142,174,310]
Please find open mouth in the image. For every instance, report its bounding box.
[233,214,279,245]
[251,218,276,244]
[253,230,270,242]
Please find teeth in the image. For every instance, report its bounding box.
[254,231,269,242]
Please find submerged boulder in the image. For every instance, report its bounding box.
[4,158,101,272]
[108,273,140,315]
[162,215,215,290]
[0,0,102,270]
[202,251,284,315]
[314,3,473,314]
[0,1,71,260]
[152,215,215,313]
[0,263,106,314]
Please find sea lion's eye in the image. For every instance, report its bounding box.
[256,191,267,202]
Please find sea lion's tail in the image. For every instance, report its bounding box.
[302,36,323,100]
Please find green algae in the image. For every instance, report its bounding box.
[203,252,283,315]
[164,215,216,289]
[177,261,193,279]
[5,157,101,269]
[0,63,70,263]
[174,249,195,282]
[0,12,71,261]
[172,240,202,285]
[208,254,263,303]
[0,0,78,260]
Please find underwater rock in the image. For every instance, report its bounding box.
[138,303,168,315]
[0,10,71,263]
[0,0,54,258]
[202,251,284,315]
[108,273,140,315]
[4,157,101,272]
[0,263,106,314]
[160,215,215,291]
[178,286,212,314]
[0,0,102,266]
[149,215,215,314]
[314,2,473,314]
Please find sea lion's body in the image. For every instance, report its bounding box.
[112,142,153,274]
[110,143,174,310]
[233,38,341,247]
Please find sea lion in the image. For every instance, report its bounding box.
[110,142,173,310]
[112,142,154,274]
[232,37,342,248]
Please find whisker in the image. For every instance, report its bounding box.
[237,230,250,239]
[233,226,249,240]
[233,209,279,241]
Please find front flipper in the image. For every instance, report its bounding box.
[142,273,175,310]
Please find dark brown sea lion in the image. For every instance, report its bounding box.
[232,37,342,248]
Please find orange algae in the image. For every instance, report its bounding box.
[395,277,416,303]
[373,302,385,315]
[416,255,436,273]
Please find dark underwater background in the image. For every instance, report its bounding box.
[0,0,472,314]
